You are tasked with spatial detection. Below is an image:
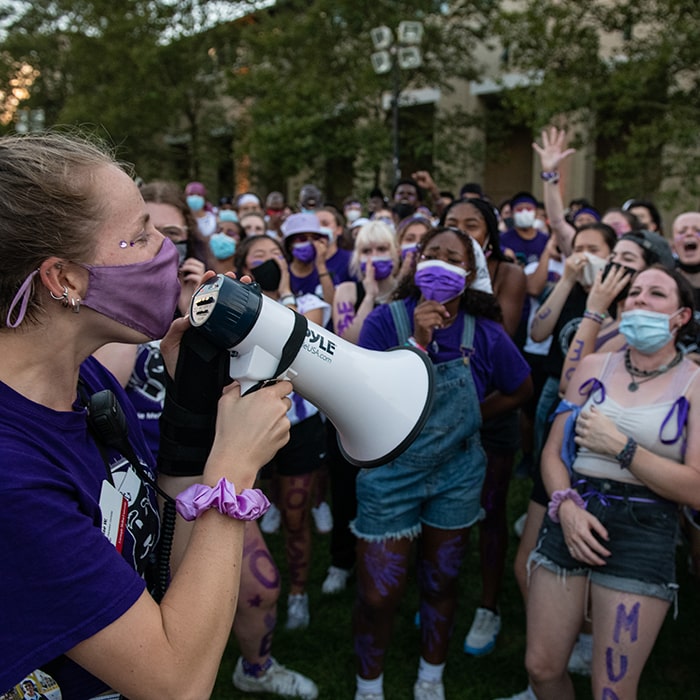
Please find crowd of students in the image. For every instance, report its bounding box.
[3,127,700,700]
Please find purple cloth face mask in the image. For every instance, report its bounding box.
[360,256,394,280]
[414,259,468,303]
[291,241,316,263]
[80,237,181,340]
[401,243,419,260]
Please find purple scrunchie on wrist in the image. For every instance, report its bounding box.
[547,488,585,524]
[175,478,271,522]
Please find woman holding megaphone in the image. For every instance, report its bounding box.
[351,226,532,700]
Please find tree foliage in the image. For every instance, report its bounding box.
[492,0,700,207]
[0,0,247,182]
[228,0,498,198]
[1,1,698,205]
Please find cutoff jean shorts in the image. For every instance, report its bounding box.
[529,472,680,602]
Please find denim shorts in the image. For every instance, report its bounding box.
[350,433,486,541]
[529,473,680,602]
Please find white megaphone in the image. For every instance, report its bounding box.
[189,275,434,468]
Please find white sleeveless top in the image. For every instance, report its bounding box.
[573,351,700,484]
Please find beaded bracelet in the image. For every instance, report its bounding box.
[540,170,560,185]
[615,436,638,471]
[175,478,271,522]
[406,336,427,352]
[583,309,607,324]
[547,488,585,523]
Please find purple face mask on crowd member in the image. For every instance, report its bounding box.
[80,237,181,340]
[291,241,316,263]
[360,256,394,280]
[414,259,468,303]
[401,243,419,260]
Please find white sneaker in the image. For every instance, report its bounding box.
[260,502,281,534]
[513,512,528,538]
[311,501,333,534]
[493,686,537,700]
[321,565,351,594]
[285,592,310,630]
[464,607,501,656]
[567,636,592,676]
[414,679,445,700]
[232,657,318,698]
[354,692,384,700]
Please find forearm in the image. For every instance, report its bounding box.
[67,505,247,699]
[335,294,375,343]
[559,319,603,394]
[608,438,700,509]
[526,255,551,297]
[542,181,574,256]
[541,435,573,497]
[317,268,335,306]
[530,278,575,342]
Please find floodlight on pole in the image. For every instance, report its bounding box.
[369,21,423,183]
[370,26,394,51]
[397,21,424,45]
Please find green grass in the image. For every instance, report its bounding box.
[212,477,700,699]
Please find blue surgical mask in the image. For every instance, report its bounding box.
[219,209,238,223]
[619,308,681,354]
[187,194,205,212]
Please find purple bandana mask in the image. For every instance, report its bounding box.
[80,237,181,340]
[291,241,316,263]
[360,256,394,280]
[414,260,468,303]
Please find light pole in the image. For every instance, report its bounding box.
[370,21,423,183]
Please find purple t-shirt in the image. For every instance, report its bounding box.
[326,247,355,285]
[291,248,356,299]
[0,356,158,698]
[500,228,549,267]
[358,298,530,402]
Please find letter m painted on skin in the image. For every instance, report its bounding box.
[613,601,640,644]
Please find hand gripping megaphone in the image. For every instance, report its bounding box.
[189,275,434,468]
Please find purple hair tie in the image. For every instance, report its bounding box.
[175,478,271,522]
[5,269,39,328]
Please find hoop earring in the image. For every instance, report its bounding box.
[49,286,69,307]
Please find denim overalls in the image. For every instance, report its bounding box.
[351,300,486,541]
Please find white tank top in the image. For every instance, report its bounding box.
[573,351,700,484]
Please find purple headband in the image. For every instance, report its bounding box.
[573,207,601,222]
[511,195,537,209]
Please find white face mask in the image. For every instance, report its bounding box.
[579,252,608,287]
[533,218,546,231]
[345,209,361,223]
[513,209,536,229]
